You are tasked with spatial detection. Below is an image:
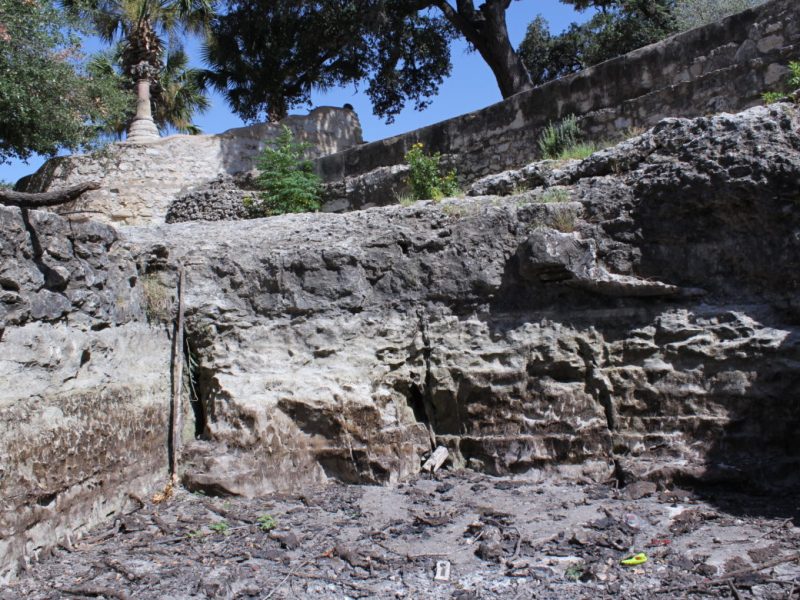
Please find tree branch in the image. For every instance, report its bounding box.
[0,182,101,209]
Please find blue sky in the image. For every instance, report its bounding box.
[1,0,589,184]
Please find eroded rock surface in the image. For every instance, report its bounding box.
[0,208,173,581]
[124,104,800,497]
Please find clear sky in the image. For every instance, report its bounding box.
[0,0,590,184]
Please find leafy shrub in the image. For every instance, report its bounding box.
[257,514,277,532]
[537,115,582,159]
[763,61,800,104]
[405,142,460,201]
[246,126,322,217]
[673,0,767,31]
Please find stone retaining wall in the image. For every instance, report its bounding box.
[20,107,362,226]
[315,0,799,198]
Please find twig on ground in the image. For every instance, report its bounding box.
[60,587,130,600]
[758,518,793,540]
[728,580,743,600]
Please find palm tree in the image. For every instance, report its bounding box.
[88,46,210,136]
[62,0,214,142]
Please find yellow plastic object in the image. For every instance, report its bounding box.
[620,553,648,566]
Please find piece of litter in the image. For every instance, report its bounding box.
[434,560,451,582]
[620,553,648,566]
[423,446,449,473]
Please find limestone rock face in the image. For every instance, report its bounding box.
[0,208,172,581]
[124,104,800,496]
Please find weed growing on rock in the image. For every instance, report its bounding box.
[257,514,277,532]
[538,115,581,159]
[209,521,230,535]
[405,142,460,201]
[549,207,577,233]
[246,126,322,217]
[141,273,172,323]
[763,61,800,104]
[539,187,570,203]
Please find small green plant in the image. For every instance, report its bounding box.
[538,115,581,159]
[405,142,460,201]
[557,141,600,161]
[762,61,800,104]
[257,514,277,532]
[397,192,418,207]
[186,529,204,540]
[209,520,230,535]
[565,563,585,581]
[549,207,577,233]
[141,273,172,323]
[246,126,322,217]
[539,188,570,204]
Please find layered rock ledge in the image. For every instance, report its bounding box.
[123,103,800,497]
[2,103,799,581]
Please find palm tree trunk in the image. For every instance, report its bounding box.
[127,78,160,142]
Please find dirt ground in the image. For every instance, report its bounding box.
[4,470,799,599]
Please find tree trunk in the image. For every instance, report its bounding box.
[434,0,533,98]
[127,78,160,142]
[0,182,101,208]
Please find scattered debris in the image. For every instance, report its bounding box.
[423,446,449,473]
[620,553,648,566]
[434,560,451,582]
[5,473,799,600]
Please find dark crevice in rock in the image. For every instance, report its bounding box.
[417,310,438,442]
[19,208,68,294]
[577,337,616,432]
[185,337,207,440]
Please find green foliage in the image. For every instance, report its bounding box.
[762,91,787,104]
[405,143,459,201]
[549,207,577,233]
[538,115,583,159]
[762,61,800,104]
[203,1,456,123]
[203,0,533,123]
[0,0,131,162]
[557,141,600,161]
[565,563,585,581]
[209,520,230,534]
[246,126,322,217]
[673,0,767,31]
[519,1,677,86]
[257,514,277,532]
[540,188,571,204]
[88,46,210,136]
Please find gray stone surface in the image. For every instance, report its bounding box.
[19,107,362,226]
[122,103,800,498]
[166,175,250,223]
[0,208,173,582]
[315,0,799,204]
[3,103,800,582]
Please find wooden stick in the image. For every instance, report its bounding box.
[0,182,100,208]
[169,266,186,478]
[658,553,800,594]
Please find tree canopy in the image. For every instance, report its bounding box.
[0,0,130,163]
[519,0,677,86]
[203,0,536,124]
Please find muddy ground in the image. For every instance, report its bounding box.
[4,470,799,599]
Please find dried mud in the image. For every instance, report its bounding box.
[5,472,799,599]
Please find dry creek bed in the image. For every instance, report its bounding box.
[5,471,800,599]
